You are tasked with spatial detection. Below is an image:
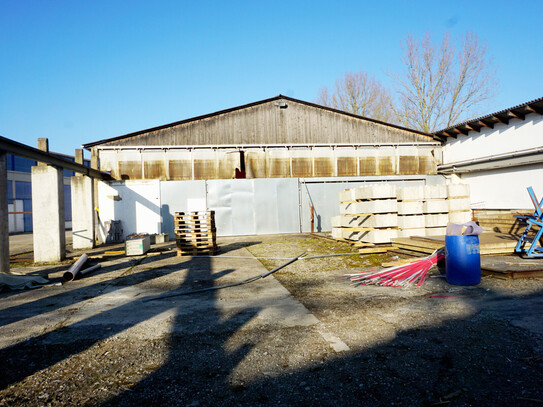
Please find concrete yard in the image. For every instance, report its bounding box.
[1,234,543,406]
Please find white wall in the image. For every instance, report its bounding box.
[458,165,543,209]
[442,112,543,209]
[442,113,543,163]
[98,180,162,240]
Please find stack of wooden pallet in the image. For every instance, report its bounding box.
[175,211,217,256]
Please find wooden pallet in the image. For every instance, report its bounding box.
[174,211,217,256]
[177,247,218,256]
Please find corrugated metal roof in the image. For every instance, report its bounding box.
[433,96,543,139]
[83,95,435,149]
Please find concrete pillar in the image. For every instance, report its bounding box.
[91,149,103,245]
[71,149,95,249]
[0,151,9,273]
[31,140,65,262]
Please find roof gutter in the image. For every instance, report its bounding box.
[438,146,543,174]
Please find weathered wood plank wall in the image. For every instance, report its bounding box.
[98,99,433,147]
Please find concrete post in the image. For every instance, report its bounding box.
[0,151,9,273]
[71,149,95,249]
[91,149,103,245]
[31,139,66,262]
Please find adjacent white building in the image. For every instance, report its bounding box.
[435,97,543,210]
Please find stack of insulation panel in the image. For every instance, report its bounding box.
[175,211,217,256]
[447,184,472,224]
[396,186,426,237]
[423,185,450,236]
[332,183,473,243]
[332,184,398,244]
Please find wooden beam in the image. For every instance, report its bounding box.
[493,115,509,125]
[454,127,469,136]
[526,104,543,115]
[464,124,480,132]
[443,131,457,139]
[478,120,494,129]
[509,110,525,121]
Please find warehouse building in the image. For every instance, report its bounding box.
[83,95,443,238]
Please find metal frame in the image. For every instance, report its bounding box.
[515,186,543,257]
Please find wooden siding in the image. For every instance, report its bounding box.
[99,99,433,147]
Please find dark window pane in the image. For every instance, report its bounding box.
[12,156,36,173]
[15,181,31,199]
[64,185,72,221]
[7,180,12,200]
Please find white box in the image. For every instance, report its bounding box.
[358,228,398,244]
[425,227,447,237]
[352,184,396,200]
[340,189,355,202]
[331,227,343,239]
[397,228,426,238]
[423,200,449,214]
[425,214,449,227]
[449,211,472,224]
[397,186,425,201]
[397,201,423,215]
[125,235,151,256]
[331,216,343,228]
[424,185,448,199]
[335,214,398,228]
[447,184,470,198]
[448,198,471,212]
[340,200,398,215]
[398,215,425,229]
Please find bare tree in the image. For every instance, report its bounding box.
[391,31,496,133]
[316,71,396,122]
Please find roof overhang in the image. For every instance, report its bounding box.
[434,97,543,139]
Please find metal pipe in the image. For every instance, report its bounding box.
[439,146,543,173]
[63,254,88,281]
[79,264,101,277]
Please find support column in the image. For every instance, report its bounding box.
[71,149,95,249]
[0,151,9,273]
[91,149,103,245]
[31,139,65,262]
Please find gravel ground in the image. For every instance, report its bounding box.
[1,234,543,406]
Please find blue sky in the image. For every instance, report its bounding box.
[1,0,542,156]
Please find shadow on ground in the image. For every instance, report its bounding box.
[0,239,542,406]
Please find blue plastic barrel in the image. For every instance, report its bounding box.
[445,235,481,285]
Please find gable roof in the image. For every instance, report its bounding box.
[83,95,434,148]
[433,96,543,139]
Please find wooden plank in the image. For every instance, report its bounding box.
[358,246,397,254]
[342,227,374,232]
